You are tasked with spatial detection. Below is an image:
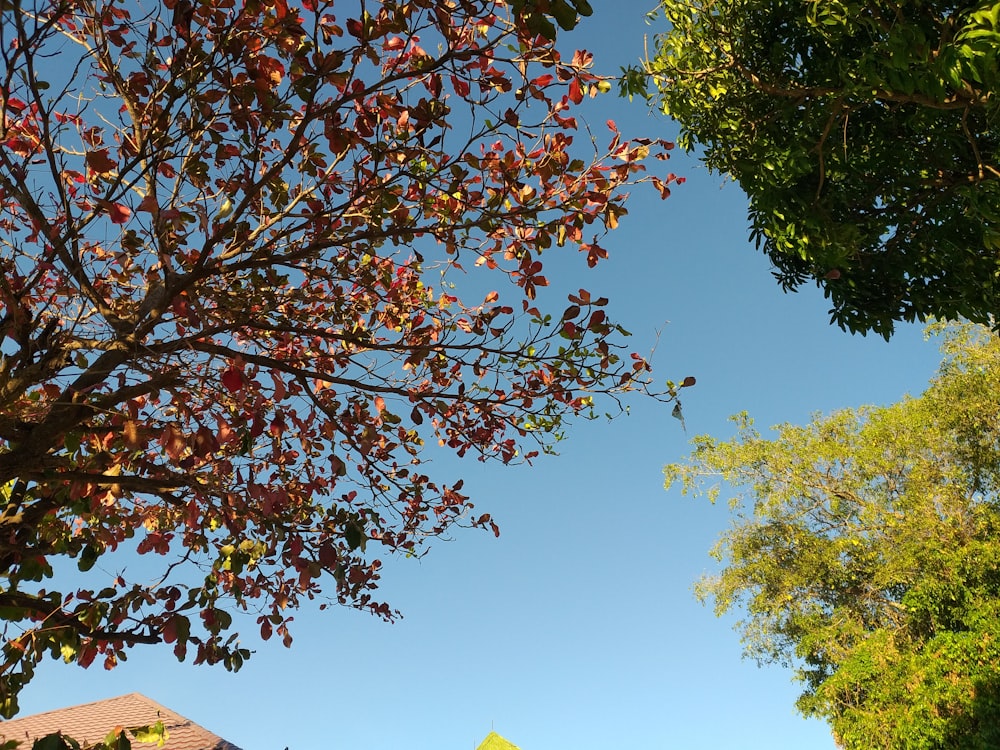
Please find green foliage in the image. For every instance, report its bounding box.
[665,324,1000,749]
[27,733,127,750]
[639,1,1000,337]
[511,0,594,38]
[476,732,521,750]
[5,720,168,749]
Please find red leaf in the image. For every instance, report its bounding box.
[681,376,697,388]
[254,55,285,86]
[427,74,442,97]
[587,310,606,329]
[221,367,244,392]
[86,149,117,174]
[451,74,471,98]
[76,644,97,669]
[160,424,187,461]
[651,177,671,200]
[568,78,583,105]
[584,244,608,268]
[346,17,363,38]
[137,194,158,213]
[107,202,131,224]
[215,415,236,445]
[271,372,287,401]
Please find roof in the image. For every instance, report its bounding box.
[0,693,242,750]
[476,732,521,750]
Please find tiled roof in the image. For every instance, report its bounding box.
[0,692,242,750]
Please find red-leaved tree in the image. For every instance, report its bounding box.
[0,0,682,714]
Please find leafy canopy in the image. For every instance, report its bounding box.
[0,0,682,715]
[666,325,1000,749]
[635,0,1000,338]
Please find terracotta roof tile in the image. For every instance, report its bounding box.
[0,693,242,750]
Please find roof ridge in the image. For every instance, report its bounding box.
[118,694,186,723]
[0,693,174,724]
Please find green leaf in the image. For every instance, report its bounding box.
[525,13,556,39]
[550,0,578,30]
[32,735,75,750]
[78,543,99,572]
[131,722,168,747]
[344,520,365,551]
[100,730,131,750]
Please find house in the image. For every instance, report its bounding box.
[2,694,517,750]
[476,731,520,750]
[0,692,242,750]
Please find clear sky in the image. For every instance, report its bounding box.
[15,5,947,750]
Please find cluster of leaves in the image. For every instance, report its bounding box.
[0,0,679,714]
[666,324,1000,749]
[509,0,593,39]
[635,0,1000,337]
[2,721,166,750]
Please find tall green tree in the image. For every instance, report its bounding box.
[666,325,1000,749]
[636,1,1000,338]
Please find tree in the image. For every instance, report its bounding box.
[665,324,1000,749]
[633,0,1000,338]
[0,0,681,715]
[476,732,520,750]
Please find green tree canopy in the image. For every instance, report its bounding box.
[637,1,1000,338]
[476,732,521,750]
[666,325,1000,749]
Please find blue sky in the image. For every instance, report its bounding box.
[14,5,948,749]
